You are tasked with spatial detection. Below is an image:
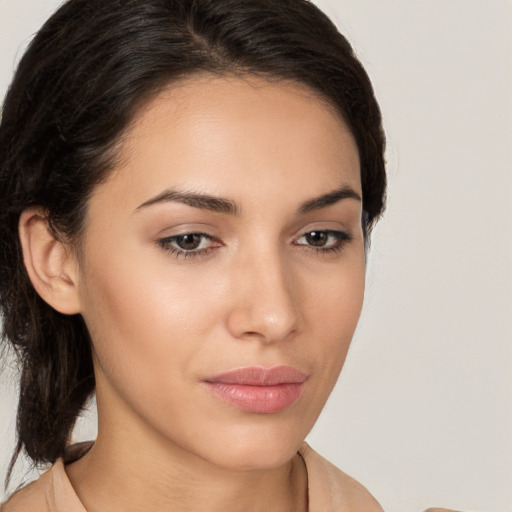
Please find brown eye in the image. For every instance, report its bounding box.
[295,229,352,254]
[175,234,203,250]
[304,231,329,247]
[158,232,219,258]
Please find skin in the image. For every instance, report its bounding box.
[20,76,368,511]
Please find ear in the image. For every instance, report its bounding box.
[19,208,81,315]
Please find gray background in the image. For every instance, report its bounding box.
[1,1,511,510]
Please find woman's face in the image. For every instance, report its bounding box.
[76,75,364,470]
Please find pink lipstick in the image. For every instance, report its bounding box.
[203,366,307,414]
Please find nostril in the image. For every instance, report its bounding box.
[225,258,300,343]
[241,331,261,339]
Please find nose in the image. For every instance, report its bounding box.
[225,248,301,344]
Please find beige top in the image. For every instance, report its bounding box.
[1,442,383,512]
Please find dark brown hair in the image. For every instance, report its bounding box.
[0,0,386,486]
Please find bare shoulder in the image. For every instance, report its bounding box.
[299,443,383,511]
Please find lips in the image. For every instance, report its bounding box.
[202,366,307,414]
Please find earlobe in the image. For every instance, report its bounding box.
[19,209,81,315]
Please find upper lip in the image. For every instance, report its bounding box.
[204,366,308,386]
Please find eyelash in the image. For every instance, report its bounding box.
[157,232,218,259]
[157,230,353,260]
[294,230,353,255]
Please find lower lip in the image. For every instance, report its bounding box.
[203,382,305,414]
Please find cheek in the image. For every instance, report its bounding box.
[76,234,366,468]
[304,251,366,382]
[309,247,365,328]
[77,247,229,395]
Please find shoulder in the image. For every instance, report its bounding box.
[299,442,384,512]
[1,468,54,512]
[2,443,92,512]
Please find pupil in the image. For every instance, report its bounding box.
[306,231,327,247]
[177,234,201,250]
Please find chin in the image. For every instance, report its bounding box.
[194,421,308,471]
[215,445,300,472]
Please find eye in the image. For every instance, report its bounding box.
[157,232,219,259]
[294,230,352,254]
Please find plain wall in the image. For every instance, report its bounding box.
[1,1,511,511]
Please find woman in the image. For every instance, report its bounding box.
[0,0,387,510]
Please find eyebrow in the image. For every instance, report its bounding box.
[135,185,361,216]
[297,186,361,214]
[135,189,239,215]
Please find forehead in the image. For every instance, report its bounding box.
[92,75,361,213]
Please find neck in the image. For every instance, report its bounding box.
[66,398,308,512]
